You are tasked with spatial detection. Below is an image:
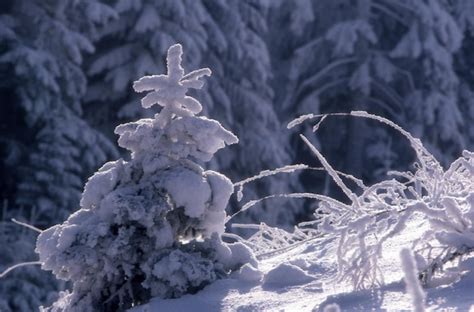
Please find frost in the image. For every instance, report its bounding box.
[287,114,316,129]
[160,168,211,219]
[290,112,473,290]
[281,0,469,199]
[80,159,124,210]
[238,112,473,294]
[85,0,302,228]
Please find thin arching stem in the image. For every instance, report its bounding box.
[0,261,42,278]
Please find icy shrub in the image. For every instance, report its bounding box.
[234,111,473,290]
[291,112,474,289]
[35,44,255,311]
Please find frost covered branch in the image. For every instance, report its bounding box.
[238,111,473,291]
[419,244,474,284]
[0,261,42,279]
[289,112,474,289]
[11,218,42,233]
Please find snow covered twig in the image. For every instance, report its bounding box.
[0,261,42,279]
[400,248,426,312]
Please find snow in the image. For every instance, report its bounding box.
[80,159,123,210]
[400,248,426,312]
[133,44,211,127]
[262,263,315,288]
[160,168,211,219]
[131,215,474,312]
[233,264,263,283]
[31,96,473,311]
[322,303,341,312]
[325,20,377,57]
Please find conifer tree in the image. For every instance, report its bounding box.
[271,0,468,189]
[36,44,256,311]
[0,0,117,224]
[0,1,116,310]
[85,0,301,226]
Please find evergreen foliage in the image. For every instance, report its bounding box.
[0,0,117,224]
[269,0,474,189]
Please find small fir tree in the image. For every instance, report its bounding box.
[85,0,302,227]
[35,44,256,311]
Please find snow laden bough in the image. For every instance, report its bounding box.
[35,44,256,312]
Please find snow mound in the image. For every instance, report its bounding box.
[233,263,263,283]
[263,263,315,287]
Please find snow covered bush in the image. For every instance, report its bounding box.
[234,111,473,291]
[35,44,256,311]
[287,112,474,289]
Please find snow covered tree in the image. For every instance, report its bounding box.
[271,0,468,193]
[85,0,302,227]
[0,1,117,310]
[451,1,474,153]
[0,0,117,225]
[36,44,256,311]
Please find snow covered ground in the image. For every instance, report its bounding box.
[131,215,474,311]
